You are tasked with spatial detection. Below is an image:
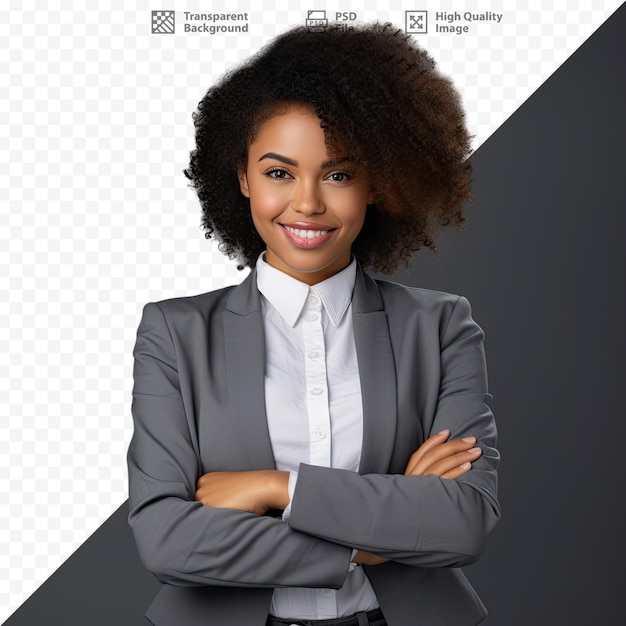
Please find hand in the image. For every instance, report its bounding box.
[194,470,290,515]
[351,430,481,567]
[404,429,482,479]
[352,550,389,566]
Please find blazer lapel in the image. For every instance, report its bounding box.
[352,265,398,474]
[223,270,276,470]
[221,264,398,474]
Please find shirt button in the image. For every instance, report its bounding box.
[309,313,319,322]
[308,351,320,359]
[314,427,327,439]
[308,295,318,304]
[310,387,323,396]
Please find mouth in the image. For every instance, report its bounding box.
[280,224,336,249]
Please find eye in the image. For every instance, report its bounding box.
[326,171,352,183]
[265,168,292,180]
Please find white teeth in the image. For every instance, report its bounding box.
[284,225,330,238]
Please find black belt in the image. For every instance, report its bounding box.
[266,607,386,626]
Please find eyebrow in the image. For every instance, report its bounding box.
[258,152,353,169]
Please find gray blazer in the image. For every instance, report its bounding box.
[127,263,500,626]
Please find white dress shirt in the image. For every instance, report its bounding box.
[256,253,380,620]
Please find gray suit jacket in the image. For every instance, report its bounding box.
[127,264,500,626]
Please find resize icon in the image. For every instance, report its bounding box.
[152,10,175,34]
[405,11,427,34]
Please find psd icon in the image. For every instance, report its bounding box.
[152,10,175,34]
[405,11,427,34]
[306,10,328,32]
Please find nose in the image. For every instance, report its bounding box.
[291,179,324,215]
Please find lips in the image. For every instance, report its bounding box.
[280,223,336,249]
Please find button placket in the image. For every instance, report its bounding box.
[303,289,331,467]
[315,586,338,617]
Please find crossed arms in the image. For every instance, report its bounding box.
[127,296,500,587]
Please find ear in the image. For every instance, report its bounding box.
[238,167,250,198]
[367,189,375,205]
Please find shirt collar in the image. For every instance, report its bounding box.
[256,252,356,327]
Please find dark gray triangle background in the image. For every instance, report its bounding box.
[387,2,626,623]
[4,4,626,625]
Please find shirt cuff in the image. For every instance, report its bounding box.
[281,471,298,522]
[348,549,358,572]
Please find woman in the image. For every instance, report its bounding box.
[128,22,500,626]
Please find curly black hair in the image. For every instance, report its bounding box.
[184,22,473,273]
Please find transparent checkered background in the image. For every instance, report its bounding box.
[0,0,621,618]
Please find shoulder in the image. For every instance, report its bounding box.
[371,274,462,312]
[138,283,238,331]
[366,274,478,337]
[366,275,485,360]
[155,284,235,313]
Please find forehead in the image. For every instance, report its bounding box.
[254,106,319,136]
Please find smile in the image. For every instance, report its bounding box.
[280,224,336,249]
[283,225,332,238]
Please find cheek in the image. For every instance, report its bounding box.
[339,195,369,230]
[351,210,367,237]
[248,183,286,222]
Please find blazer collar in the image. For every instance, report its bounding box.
[223,263,397,474]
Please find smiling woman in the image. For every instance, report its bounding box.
[127,21,499,626]
[238,105,373,284]
[184,24,472,275]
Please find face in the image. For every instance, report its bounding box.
[238,105,374,285]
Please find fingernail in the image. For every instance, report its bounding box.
[437,429,450,436]
[459,462,471,469]
[468,447,481,454]
[461,436,476,444]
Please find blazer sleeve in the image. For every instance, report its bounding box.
[127,301,352,588]
[287,295,501,568]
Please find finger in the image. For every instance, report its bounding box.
[405,431,479,475]
[423,447,482,477]
[404,429,451,475]
[410,438,478,475]
[440,462,472,480]
[196,472,216,487]
[197,471,227,488]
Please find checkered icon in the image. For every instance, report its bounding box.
[152,10,175,34]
